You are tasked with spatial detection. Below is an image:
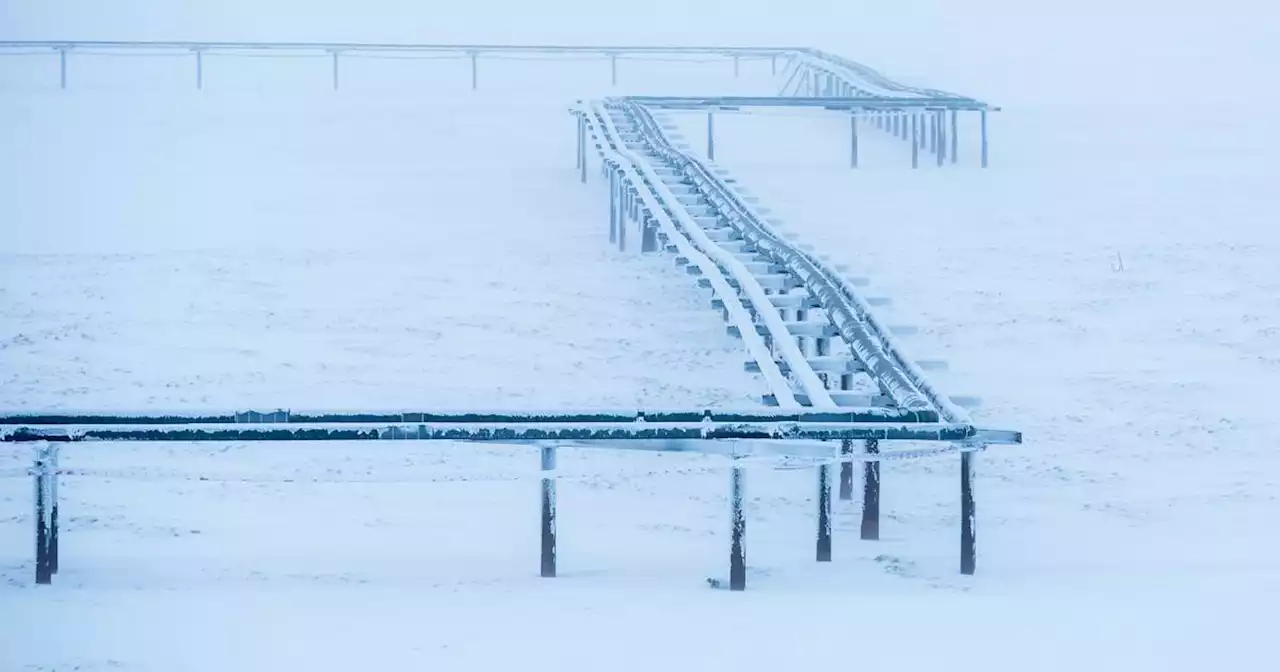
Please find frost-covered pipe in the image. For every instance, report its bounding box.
[579,104,802,408]
[600,104,836,408]
[627,103,942,415]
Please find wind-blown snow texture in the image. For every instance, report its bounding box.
[3,1,1279,671]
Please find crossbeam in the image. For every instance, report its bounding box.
[0,407,939,426]
[2,421,1020,445]
[0,41,796,55]
[624,96,995,111]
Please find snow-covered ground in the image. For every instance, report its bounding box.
[3,1,1280,670]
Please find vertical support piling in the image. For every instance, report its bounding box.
[540,445,557,578]
[729,458,746,591]
[929,111,937,154]
[641,216,657,252]
[575,116,583,169]
[980,109,989,168]
[839,439,854,500]
[609,171,618,243]
[58,48,67,89]
[610,53,617,86]
[861,439,880,540]
[706,111,715,161]
[937,111,946,167]
[770,54,777,75]
[33,444,51,585]
[331,51,340,91]
[961,450,976,575]
[816,464,832,562]
[470,52,478,90]
[911,115,920,169]
[733,54,740,77]
[950,109,959,164]
[49,443,59,575]
[195,49,203,90]
[580,118,588,184]
[850,113,859,168]
[618,193,628,252]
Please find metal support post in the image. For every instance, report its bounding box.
[706,112,715,161]
[839,439,854,500]
[471,52,478,90]
[32,444,52,584]
[919,113,927,149]
[816,463,832,561]
[58,48,67,89]
[641,216,657,252]
[770,54,776,75]
[861,439,880,540]
[609,171,618,243]
[331,51,340,90]
[610,53,617,86]
[850,113,859,168]
[937,111,946,167]
[950,109,959,164]
[580,121,588,184]
[929,111,937,154]
[733,54,740,77]
[576,116,583,169]
[961,450,976,575]
[980,110,989,168]
[729,458,746,591]
[911,115,920,169]
[892,112,900,137]
[49,443,59,575]
[195,49,203,90]
[540,445,557,578]
[618,193,628,252]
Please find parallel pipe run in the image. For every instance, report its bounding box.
[628,103,935,413]
[579,106,799,406]
[586,102,835,408]
[2,407,947,425]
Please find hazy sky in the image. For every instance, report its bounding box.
[2,1,1274,103]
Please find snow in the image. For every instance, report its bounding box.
[4,1,1280,670]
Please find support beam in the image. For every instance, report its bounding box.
[911,115,919,169]
[580,119,588,184]
[540,445,557,577]
[950,109,959,164]
[706,111,715,161]
[470,52,478,90]
[575,116,583,169]
[861,438,880,540]
[839,438,854,500]
[849,113,859,169]
[770,54,776,75]
[49,443,59,575]
[729,459,746,591]
[331,51,339,90]
[58,48,67,89]
[195,49,203,90]
[980,110,989,168]
[929,111,937,154]
[961,451,976,575]
[33,444,51,584]
[610,53,617,86]
[936,110,946,167]
[816,463,832,561]
[641,216,657,252]
[609,170,618,243]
